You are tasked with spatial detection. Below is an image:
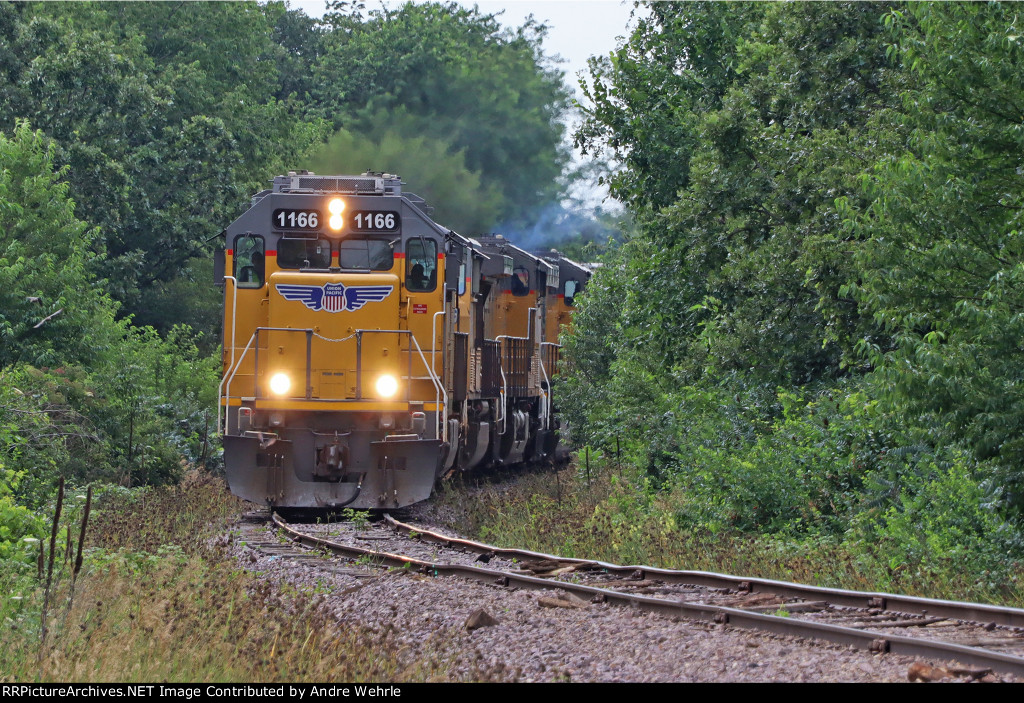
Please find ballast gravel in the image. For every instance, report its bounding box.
[223,519,1008,683]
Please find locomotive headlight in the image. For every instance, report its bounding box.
[328,198,345,231]
[269,372,291,396]
[375,374,399,398]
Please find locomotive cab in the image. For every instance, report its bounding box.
[536,250,592,360]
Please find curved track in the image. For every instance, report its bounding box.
[267,513,1024,678]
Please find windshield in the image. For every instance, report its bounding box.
[278,238,331,269]
[338,238,394,270]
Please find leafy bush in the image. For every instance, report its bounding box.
[0,466,46,565]
[851,452,1019,587]
[0,124,221,507]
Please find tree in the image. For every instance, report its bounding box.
[0,2,327,334]
[0,119,222,496]
[0,122,109,368]
[311,1,572,228]
[845,3,1024,507]
[573,1,901,384]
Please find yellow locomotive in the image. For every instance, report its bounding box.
[218,172,589,509]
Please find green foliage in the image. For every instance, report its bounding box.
[0,366,103,506]
[85,324,220,489]
[0,476,484,683]
[562,3,1024,573]
[563,0,1024,582]
[311,1,572,227]
[577,1,903,386]
[840,3,1024,510]
[0,2,329,335]
[437,457,1024,604]
[0,466,45,565]
[340,508,371,530]
[0,1,576,336]
[307,118,502,235]
[0,122,219,505]
[143,257,223,356]
[0,122,109,368]
[577,1,766,211]
[851,453,1018,588]
[0,334,218,508]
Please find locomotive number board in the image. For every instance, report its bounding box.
[273,208,321,231]
[271,209,401,233]
[351,210,401,233]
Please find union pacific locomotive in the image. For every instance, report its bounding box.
[218,172,590,509]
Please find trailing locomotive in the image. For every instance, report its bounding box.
[217,172,590,509]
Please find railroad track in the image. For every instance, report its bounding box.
[242,511,1024,680]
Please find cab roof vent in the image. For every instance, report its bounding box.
[273,172,403,195]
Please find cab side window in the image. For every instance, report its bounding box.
[233,234,265,288]
[406,239,437,292]
[564,279,579,306]
[511,265,531,297]
[458,248,467,297]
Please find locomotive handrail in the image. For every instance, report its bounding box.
[220,327,316,434]
[540,342,562,431]
[216,274,240,433]
[432,310,446,437]
[494,335,511,435]
[227,274,239,380]
[538,342,558,431]
[493,334,530,435]
[219,329,259,435]
[431,311,445,378]
[353,329,448,443]
[220,326,447,442]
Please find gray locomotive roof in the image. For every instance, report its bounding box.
[248,171,439,222]
[537,249,592,274]
[273,171,400,196]
[477,234,547,266]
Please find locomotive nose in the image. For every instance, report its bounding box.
[267,271,400,401]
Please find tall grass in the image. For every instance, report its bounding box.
[434,456,1024,607]
[0,472,490,683]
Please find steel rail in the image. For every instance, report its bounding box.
[272,514,1024,677]
[384,515,1024,629]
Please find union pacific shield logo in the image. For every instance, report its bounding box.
[276,283,393,313]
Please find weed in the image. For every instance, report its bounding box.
[430,456,1024,607]
[354,553,382,569]
[0,474,500,682]
[341,508,371,530]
